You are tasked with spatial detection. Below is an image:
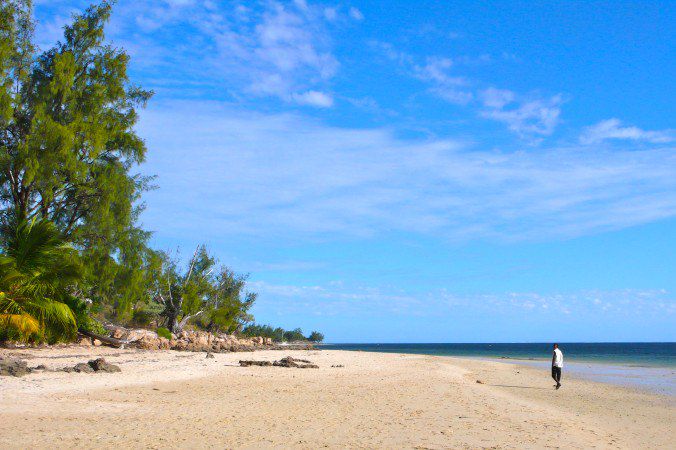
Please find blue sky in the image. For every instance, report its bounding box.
[36,1,675,342]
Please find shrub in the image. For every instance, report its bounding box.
[157,327,172,340]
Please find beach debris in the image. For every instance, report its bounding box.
[0,357,31,377]
[476,380,484,384]
[73,362,95,373]
[239,356,319,369]
[88,358,121,373]
[206,352,215,359]
[239,360,272,367]
[273,356,318,369]
[331,364,344,368]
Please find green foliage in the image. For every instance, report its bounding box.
[308,331,324,342]
[241,324,323,343]
[61,294,105,335]
[241,324,286,342]
[283,328,306,342]
[154,246,256,333]
[0,219,79,342]
[156,326,171,340]
[0,1,156,319]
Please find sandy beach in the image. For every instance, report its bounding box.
[1,347,674,449]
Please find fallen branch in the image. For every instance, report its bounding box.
[78,329,130,348]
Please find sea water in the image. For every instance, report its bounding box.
[321,342,676,395]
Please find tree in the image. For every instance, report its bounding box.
[0,218,80,342]
[0,1,154,317]
[283,327,305,342]
[308,331,324,342]
[153,246,256,334]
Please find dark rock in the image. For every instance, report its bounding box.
[88,358,121,373]
[0,358,31,377]
[73,362,94,373]
[273,356,318,369]
[239,360,272,367]
[476,380,484,384]
[206,352,215,359]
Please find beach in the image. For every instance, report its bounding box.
[1,348,674,449]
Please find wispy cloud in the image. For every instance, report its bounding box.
[138,100,676,242]
[413,57,473,105]
[36,1,350,108]
[250,279,674,318]
[373,42,563,139]
[479,89,563,139]
[580,119,674,145]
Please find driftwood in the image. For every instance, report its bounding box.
[78,329,130,348]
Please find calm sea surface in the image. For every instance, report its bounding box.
[321,342,676,394]
[321,342,676,367]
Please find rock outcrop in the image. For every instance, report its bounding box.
[0,357,31,377]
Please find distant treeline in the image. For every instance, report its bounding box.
[241,324,324,343]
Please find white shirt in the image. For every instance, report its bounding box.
[553,348,563,367]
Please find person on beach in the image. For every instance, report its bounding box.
[551,343,563,389]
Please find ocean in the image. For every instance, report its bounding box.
[320,342,676,367]
[320,342,676,395]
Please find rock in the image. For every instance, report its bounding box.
[273,356,318,369]
[73,362,94,373]
[92,339,102,347]
[0,358,31,377]
[88,358,121,373]
[239,360,272,367]
[77,336,92,346]
[158,337,170,350]
[206,352,215,359]
[476,380,484,384]
[33,364,48,371]
[135,335,161,350]
[111,328,125,339]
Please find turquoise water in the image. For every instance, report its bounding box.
[321,342,676,394]
[321,342,676,367]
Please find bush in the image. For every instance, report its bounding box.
[62,296,106,336]
[131,309,156,327]
[308,331,324,342]
[156,327,172,340]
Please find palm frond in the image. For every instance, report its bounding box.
[0,313,41,339]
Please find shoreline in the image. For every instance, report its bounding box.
[1,347,674,448]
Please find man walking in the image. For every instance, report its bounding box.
[551,343,563,389]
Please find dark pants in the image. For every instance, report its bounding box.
[551,366,562,384]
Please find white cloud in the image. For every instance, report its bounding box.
[413,57,472,105]
[479,90,563,138]
[348,7,364,21]
[249,280,674,318]
[291,90,334,107]
[580,119,674,145]
[373,43,562,137]
[139,100,676,242]
[35,1,343,108]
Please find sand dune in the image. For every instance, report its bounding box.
[1,348,674,449]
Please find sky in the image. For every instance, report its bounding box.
[35,0,676,342]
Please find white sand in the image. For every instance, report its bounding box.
[1,347,674,449]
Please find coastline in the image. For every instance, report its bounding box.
[1,347,674,449]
